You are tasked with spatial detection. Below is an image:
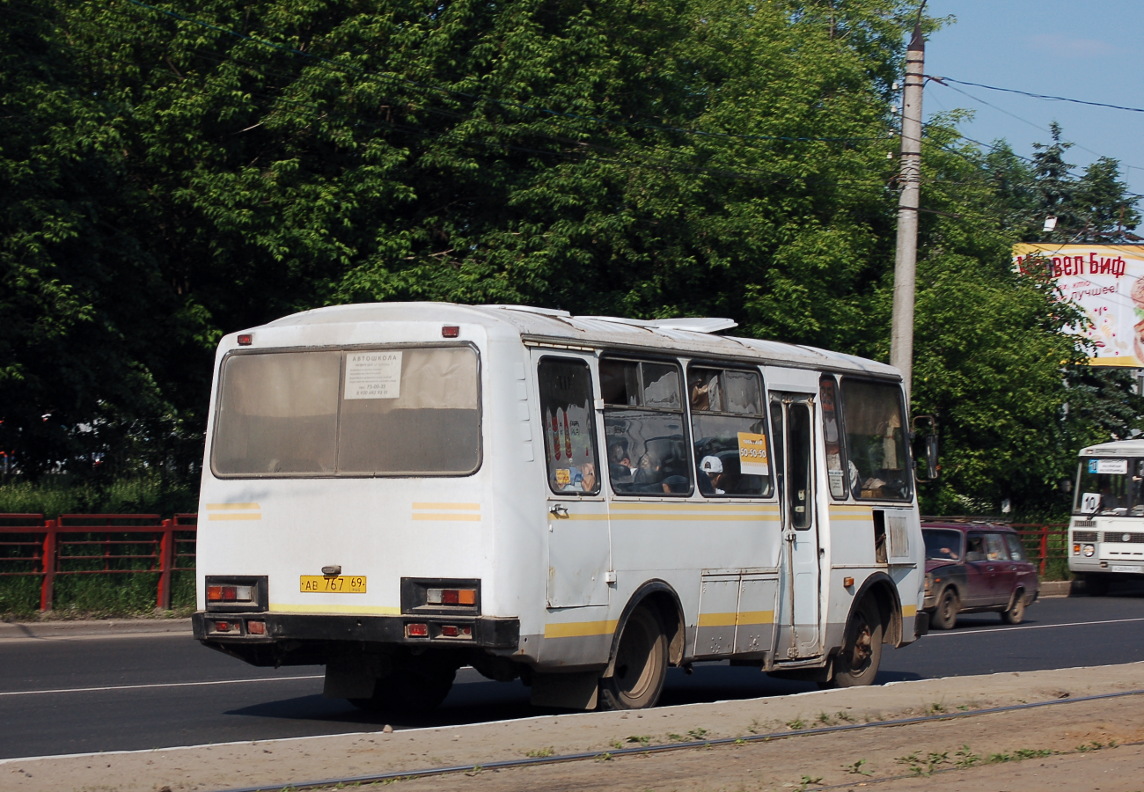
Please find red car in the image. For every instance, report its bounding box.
[922,522,1040,630]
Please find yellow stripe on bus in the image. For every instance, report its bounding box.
[609,502,777,513]
[544,620,619,639]
[269,604,402,615]
[827,506,876,520]
[412,503,481,521]
[902,604,917,617]
[698,611,776,628]
[205,502,262,521]
[606,513,777,522]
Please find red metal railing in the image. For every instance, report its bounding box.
[0,515,1071,612]
[1012,522,1069,576]
[0,513,197,611]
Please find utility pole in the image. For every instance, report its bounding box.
[890,23,925,399]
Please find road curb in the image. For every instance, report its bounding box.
[0,618,192,640]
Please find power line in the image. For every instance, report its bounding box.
[932,76,1144,115]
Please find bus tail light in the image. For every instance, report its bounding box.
[427,587,477,606]
[207,584,253,603]
[204,576,268,612]
[402,578,481,614]
[406,623,429,638]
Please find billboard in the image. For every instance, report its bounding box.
[1013,244,1144,367]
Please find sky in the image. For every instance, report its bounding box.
[923,0,1144,201]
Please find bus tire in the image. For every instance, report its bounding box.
[829,599,883,688]
[599,606,668,710]
[1085,574,1111,596]
[931,587,959,630]
[349,666,456,714]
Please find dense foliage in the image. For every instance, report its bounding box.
[1,0,1140,516]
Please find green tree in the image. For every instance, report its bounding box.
[907,117,1143,516]
[8,0,1131,522]
[0,0,184,478]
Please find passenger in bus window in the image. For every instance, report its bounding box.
[608,441,632,481]
[633,453,664,489]
[580,462,597,493]
[698,455,726,495]
[559,461,599,494]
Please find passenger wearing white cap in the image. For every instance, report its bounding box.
[699,455,725,495]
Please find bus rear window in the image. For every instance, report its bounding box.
[211,346,480,477]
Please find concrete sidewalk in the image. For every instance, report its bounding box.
[2,660,1141,792]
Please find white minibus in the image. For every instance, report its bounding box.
[1069,439,1144,595]
[193,303,927,711]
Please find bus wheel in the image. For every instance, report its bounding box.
[350,666,456,714]
[1085,574,1111,596]
[931,588,959,630]
[830,599,883,688]
[1000,592,1026,624]
[599,606,668,710]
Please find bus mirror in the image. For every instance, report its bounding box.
[912,414,939,482]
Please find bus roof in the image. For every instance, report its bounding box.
[256,302,900,378]
[1079,439,1144,457]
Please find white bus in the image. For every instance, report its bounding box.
[1069,439,1144,595]
[192,303,928,712]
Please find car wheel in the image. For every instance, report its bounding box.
[931,587,959,630]
[599,606,668,710]
[828,599,884,688]
[1000,592,1026,624]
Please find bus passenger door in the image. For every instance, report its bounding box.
[536,353,611,608]
[771,393,822,659]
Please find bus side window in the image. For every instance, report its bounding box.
[688,365,771,497]
[601,358,691,496]
[839,379,912,502]
[538,358,600,495]
[819,375,847,500]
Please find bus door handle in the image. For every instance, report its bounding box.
[549,504,570,519]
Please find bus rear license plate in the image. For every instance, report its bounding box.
[300,575,367,593]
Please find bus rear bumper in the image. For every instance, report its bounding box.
[192,611,521,663]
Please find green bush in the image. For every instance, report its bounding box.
[0,473,196,517]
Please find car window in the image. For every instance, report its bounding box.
[1004,533,1029,562]
[966,534,986,562]
[923,529,961,560]
[983,533,1010,561]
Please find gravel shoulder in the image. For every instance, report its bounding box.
[3,661,1144,792]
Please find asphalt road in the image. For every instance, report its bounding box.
[2,586,1143,761]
